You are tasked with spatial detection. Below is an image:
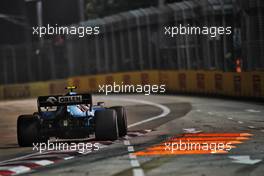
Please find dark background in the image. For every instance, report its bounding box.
[0,0,80,45]
[0,0,263,85]
[0,0,181,45]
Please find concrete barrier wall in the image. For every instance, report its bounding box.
[0,71,263,100]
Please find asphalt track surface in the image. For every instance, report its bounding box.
[0,95,264,176]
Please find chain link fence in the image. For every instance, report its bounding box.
[0,0,263,85]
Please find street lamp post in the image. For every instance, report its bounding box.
[25,0,44,46]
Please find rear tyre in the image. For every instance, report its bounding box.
[95,109,119,141]
[110,106,127,137]
[33,113,49,143]
[17,115,43,147]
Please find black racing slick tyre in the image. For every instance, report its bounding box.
[17,115,43,147]
[95,109,119,141]
[110,106,127,137]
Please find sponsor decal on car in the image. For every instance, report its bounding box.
[46,97,57,104]
[58,95,82,103]
[46,95,83,104]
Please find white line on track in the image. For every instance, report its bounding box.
[128,146,135,152]
[0,152,40,164]
[124,140,145,176]
[208,112,214,115]
[130,160,140,167]
[103,97,171,128]
[0,166,31,174]
[246,109,261,113]
[133,168,145,176]
[32,160,54,166]
[107,97,172,176]
[64,156,75,160]
[124,140,131,146]
[0,97,170,175]
[129,153,137,159]
[248,126,256,129]
[229,155,262,164]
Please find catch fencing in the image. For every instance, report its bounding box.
[0,0,263,85]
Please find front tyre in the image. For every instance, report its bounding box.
[95,109,119,141]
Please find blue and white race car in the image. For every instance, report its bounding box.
[17,86,127,147]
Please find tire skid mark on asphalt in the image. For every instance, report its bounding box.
[0,130,151,176]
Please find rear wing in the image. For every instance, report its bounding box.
[37,94,92,110]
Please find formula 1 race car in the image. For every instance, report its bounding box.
[17,87,127,147]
